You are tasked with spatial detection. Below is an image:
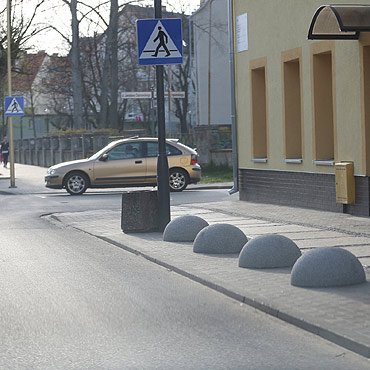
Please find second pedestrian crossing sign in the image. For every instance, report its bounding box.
[4,96,24,116]
[137,18,183,66]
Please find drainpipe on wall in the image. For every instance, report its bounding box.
[228,0,239,195]
[188,13,193,129]
[207,0,213,126]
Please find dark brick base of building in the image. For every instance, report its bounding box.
[239,169,370,217]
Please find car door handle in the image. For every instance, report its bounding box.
[135,160,143,164]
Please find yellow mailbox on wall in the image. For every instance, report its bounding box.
[335,162,355,204]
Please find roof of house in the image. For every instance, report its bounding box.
[12,51,47,92]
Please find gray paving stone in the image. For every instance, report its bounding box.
[279,231,352,240]
[360,257,370,267]
[210,219,271,226]
[296,238,370,248]
[239,224,319,236]
[322,246,370,258]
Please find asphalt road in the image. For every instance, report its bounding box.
[0,172,369,369]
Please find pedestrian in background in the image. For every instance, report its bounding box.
[1,136,9,168]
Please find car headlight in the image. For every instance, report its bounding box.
[47,168,57,175]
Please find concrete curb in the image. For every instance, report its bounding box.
[49,214,370,359]
[188,182,233,190]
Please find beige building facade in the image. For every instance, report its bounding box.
[233,0,370,216]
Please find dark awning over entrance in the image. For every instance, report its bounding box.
[308,5,370,40]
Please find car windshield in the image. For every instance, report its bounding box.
[89,141,119,160]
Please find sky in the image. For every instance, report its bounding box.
[25,0,202,55]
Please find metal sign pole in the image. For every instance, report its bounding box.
[154,0,170,232]
[7,0,16,188]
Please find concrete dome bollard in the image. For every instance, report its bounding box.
[193,223,248,254]
[163,215,209,242]
[239,234,301,269]
[291,247,366,288]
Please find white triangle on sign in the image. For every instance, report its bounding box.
[140,21,181,59]
[6,98,24,114]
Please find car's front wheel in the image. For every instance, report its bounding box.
[64,172,89,195]
[169,168,188,192]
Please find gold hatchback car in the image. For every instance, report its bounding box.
[45,137,201,195]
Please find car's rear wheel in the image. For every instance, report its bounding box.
[65,172,88,195]
[169,168,188,192]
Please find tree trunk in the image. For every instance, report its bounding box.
[99,33,110,127]
[173,56,190,134]
[99,0,119,129]
[29,87,37,138]
[109,0,119,130]
[70,0,83,130]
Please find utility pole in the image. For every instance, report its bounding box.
[7,0,16,188]
[154,0,171,232]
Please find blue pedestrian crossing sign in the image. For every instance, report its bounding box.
[137,18,183,66]
[4,96,24,116]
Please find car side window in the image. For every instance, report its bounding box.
[167,144,182,156]
[107,142,142,160]
[146,142,158,157]
[146,142,182,157]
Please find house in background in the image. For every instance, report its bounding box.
[190,0,231,127]
[190,0,233,165]
[232,0,370,216]
[7,51,71,139]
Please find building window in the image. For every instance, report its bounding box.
[250,58,268,160]
[311,44,336,163]
[282,49,303,161]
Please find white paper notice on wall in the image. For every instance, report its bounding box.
[236,13,248,52]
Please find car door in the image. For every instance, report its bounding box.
[145,141,160,183]
[92,142,147,185]
[145,141,184,181]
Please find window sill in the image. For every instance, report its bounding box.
[284,158,302,164]
[251,158,268,163]
[313,160,335,166]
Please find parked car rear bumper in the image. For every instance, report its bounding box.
[189,167,201,184]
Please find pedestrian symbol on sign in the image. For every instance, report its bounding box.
[10,99,21,113]
[152,26,171,57]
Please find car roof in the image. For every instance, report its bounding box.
[107,137,197,154]
[110,137,179,144]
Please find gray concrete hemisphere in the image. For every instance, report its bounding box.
[163,215,209,242]
[193,223,248,254]
[291,247,366,288]
[239,234,302,269]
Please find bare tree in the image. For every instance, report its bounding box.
[171,55,190,134]
[0,0,48,79]
[0,0,48,135]
[99,0,118,129]
[41,1,190,135]
[163,13,191,134]
[109,0,118,129]
[41,54,74,129]
[63,0,84,129]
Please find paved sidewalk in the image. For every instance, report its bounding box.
[47,202,370,359]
